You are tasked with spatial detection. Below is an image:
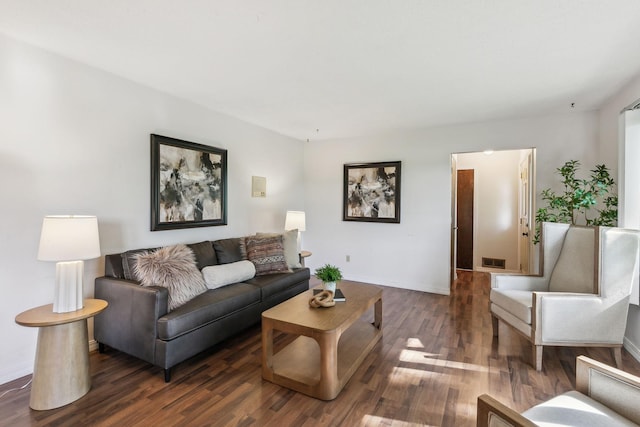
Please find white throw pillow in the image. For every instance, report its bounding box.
[201,260,256,289]
[256,229,301,268]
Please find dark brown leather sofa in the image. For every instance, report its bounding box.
[94,237,310,382]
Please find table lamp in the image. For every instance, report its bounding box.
[37,215,101,313]
[285,210,306,252]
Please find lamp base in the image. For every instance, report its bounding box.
[53,261,84,313]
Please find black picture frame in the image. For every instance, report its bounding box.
[343,161,401,223]
[151,134,227,231]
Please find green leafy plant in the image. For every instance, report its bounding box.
[534,160,617,243]
[314,264,343,283]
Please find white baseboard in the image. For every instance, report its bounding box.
[624,336,640,363]
[475,266,521,274]
[344,274,451,296]
[0,363,32,386]
[1,339,100,386]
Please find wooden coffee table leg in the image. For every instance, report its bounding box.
[261,318,274,381]
[317,330,340,400]
[374,298,382,329]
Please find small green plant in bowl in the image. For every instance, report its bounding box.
[314,264,343,293]
[314,264,343,282]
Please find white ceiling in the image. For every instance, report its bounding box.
[2,1,640,141]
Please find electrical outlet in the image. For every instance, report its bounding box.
[346,255,350,262]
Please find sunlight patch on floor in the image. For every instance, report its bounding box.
[406,337,425,348]
[388,365,449,384]
[361,414,438,426]
[399,349,492,373]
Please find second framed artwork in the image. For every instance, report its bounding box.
[343,161,401,223]
[150,134,227,231]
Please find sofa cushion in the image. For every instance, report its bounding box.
[256,229,301,268]
[202,260,256,289]
[134,244,207,311]
[245,235,291,276]
[245,268,310,300]
[105,253,125,279]
[213,237,247,264]
[490,289,533,324]
[522,390,638,427]
[157,283,261,340]
[187,240,218,270]
[121,248,155,280]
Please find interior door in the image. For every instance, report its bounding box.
[518,153,532,273]
[456,169,474,270]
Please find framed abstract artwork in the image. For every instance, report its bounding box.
[150,134,227,231]
[343,161,401,223]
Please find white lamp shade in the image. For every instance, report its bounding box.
[38,215,101,261]
[285,211,306,231]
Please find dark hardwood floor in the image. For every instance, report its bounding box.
[3,271,640,426]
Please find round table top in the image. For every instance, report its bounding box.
[15,299,108,327]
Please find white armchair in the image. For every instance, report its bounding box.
[477,356,640,426]
[490,222,640,371]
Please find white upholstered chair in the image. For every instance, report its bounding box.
[490,222,640,371]
[477,356,640,427]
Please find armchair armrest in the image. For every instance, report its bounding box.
[94,276,169,364]
[477,394,537,427]
[490,272,548,292]
[534,292,630,343]
[576,356,640,424]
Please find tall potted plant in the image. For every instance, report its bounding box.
[534,160,617,242]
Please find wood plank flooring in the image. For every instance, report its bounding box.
[3,271,640,426]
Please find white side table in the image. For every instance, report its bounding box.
[15,299,108,410]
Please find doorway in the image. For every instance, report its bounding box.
[450,149,535,282]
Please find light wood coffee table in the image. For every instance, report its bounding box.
[261,281,382,400]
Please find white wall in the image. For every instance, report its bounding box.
[303,113,600,295]
[456,150,521,272]
[0,34,306,385]
[599,72,640,362]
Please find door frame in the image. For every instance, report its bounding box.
[450,148,536,285]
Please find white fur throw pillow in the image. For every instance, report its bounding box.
[202,260,256,289]
[134,244,207,311]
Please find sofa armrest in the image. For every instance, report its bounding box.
[576,356,640,424]
[477,394,537,427]
[94,276,169,365]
